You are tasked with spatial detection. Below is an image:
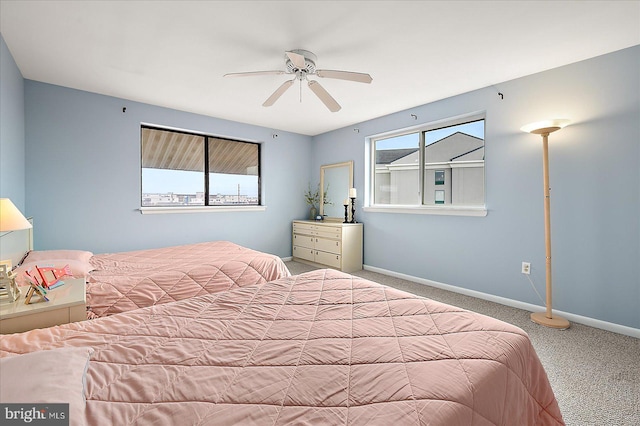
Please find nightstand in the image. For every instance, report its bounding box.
[0,277,86,334]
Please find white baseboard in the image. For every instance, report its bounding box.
[363,264,640,339]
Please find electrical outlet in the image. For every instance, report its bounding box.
[521,262,531,275]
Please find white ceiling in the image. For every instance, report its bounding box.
[1,1,638,136]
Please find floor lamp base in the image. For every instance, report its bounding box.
[530,312,570,329]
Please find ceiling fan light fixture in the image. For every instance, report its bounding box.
[285,50,316,74]
[226,49,371,112]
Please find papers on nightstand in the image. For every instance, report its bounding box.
[48,280,65,290]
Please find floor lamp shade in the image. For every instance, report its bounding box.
[0,198,32,232]
[521,120,570,330]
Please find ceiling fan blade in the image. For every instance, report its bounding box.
[224,70,286,77]
[308,80,341,112]
[262,79,295,107]
[285,51,307,69]
[316,69,373,84]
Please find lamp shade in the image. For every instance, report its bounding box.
[520,119,570,135]
[0,198,32,232]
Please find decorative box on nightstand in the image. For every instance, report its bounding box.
[0,277,86,334]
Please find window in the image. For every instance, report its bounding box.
[141,126,260,208]
[373,132,420,205]
[369,113,485,214]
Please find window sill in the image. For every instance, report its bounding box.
[363,205,487,217]
[139,206,267,215]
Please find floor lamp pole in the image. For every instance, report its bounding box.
[521,119,570,330]
[541,133,554,320]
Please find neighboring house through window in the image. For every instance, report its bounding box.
[370,113,485,212]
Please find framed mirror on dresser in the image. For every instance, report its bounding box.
[320,160,353,222]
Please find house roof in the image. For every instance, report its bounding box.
[426,132,483,148]
[451,146,485,161]
[376,148,419,165]
[424,132,484,162]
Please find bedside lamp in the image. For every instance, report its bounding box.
[0,198,32,303]
[0,198,32,232]
[520,119,570,329]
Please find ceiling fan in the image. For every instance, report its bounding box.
[224,49,373,112]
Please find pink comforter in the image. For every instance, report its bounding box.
[1,269,563,425]
[86,241,290,317]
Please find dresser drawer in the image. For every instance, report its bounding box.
[315,250,341,269]
[293,234,315,249]
[315,228,342,239]
[292,245,315,262]
[315,237,341,254]
[293,222,316,235]
[316,225,341,233]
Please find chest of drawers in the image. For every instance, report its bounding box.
[292,220,363,272]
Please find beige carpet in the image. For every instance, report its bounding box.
[286,261,640,426]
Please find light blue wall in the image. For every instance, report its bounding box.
[312,46,640,329]
[0,33,30,266]
[0,34,26,209]
[24,81,313,257]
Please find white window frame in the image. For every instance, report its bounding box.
[364,111,487,217]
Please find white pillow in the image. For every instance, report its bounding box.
[0,347,93,426]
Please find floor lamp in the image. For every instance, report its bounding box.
[520,119,570,330]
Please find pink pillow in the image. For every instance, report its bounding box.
[0,347,92,426]
[13,260,94,286]
[23,250,93,263]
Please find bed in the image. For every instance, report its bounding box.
[0,269,564,425]
[14,241,291,318]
